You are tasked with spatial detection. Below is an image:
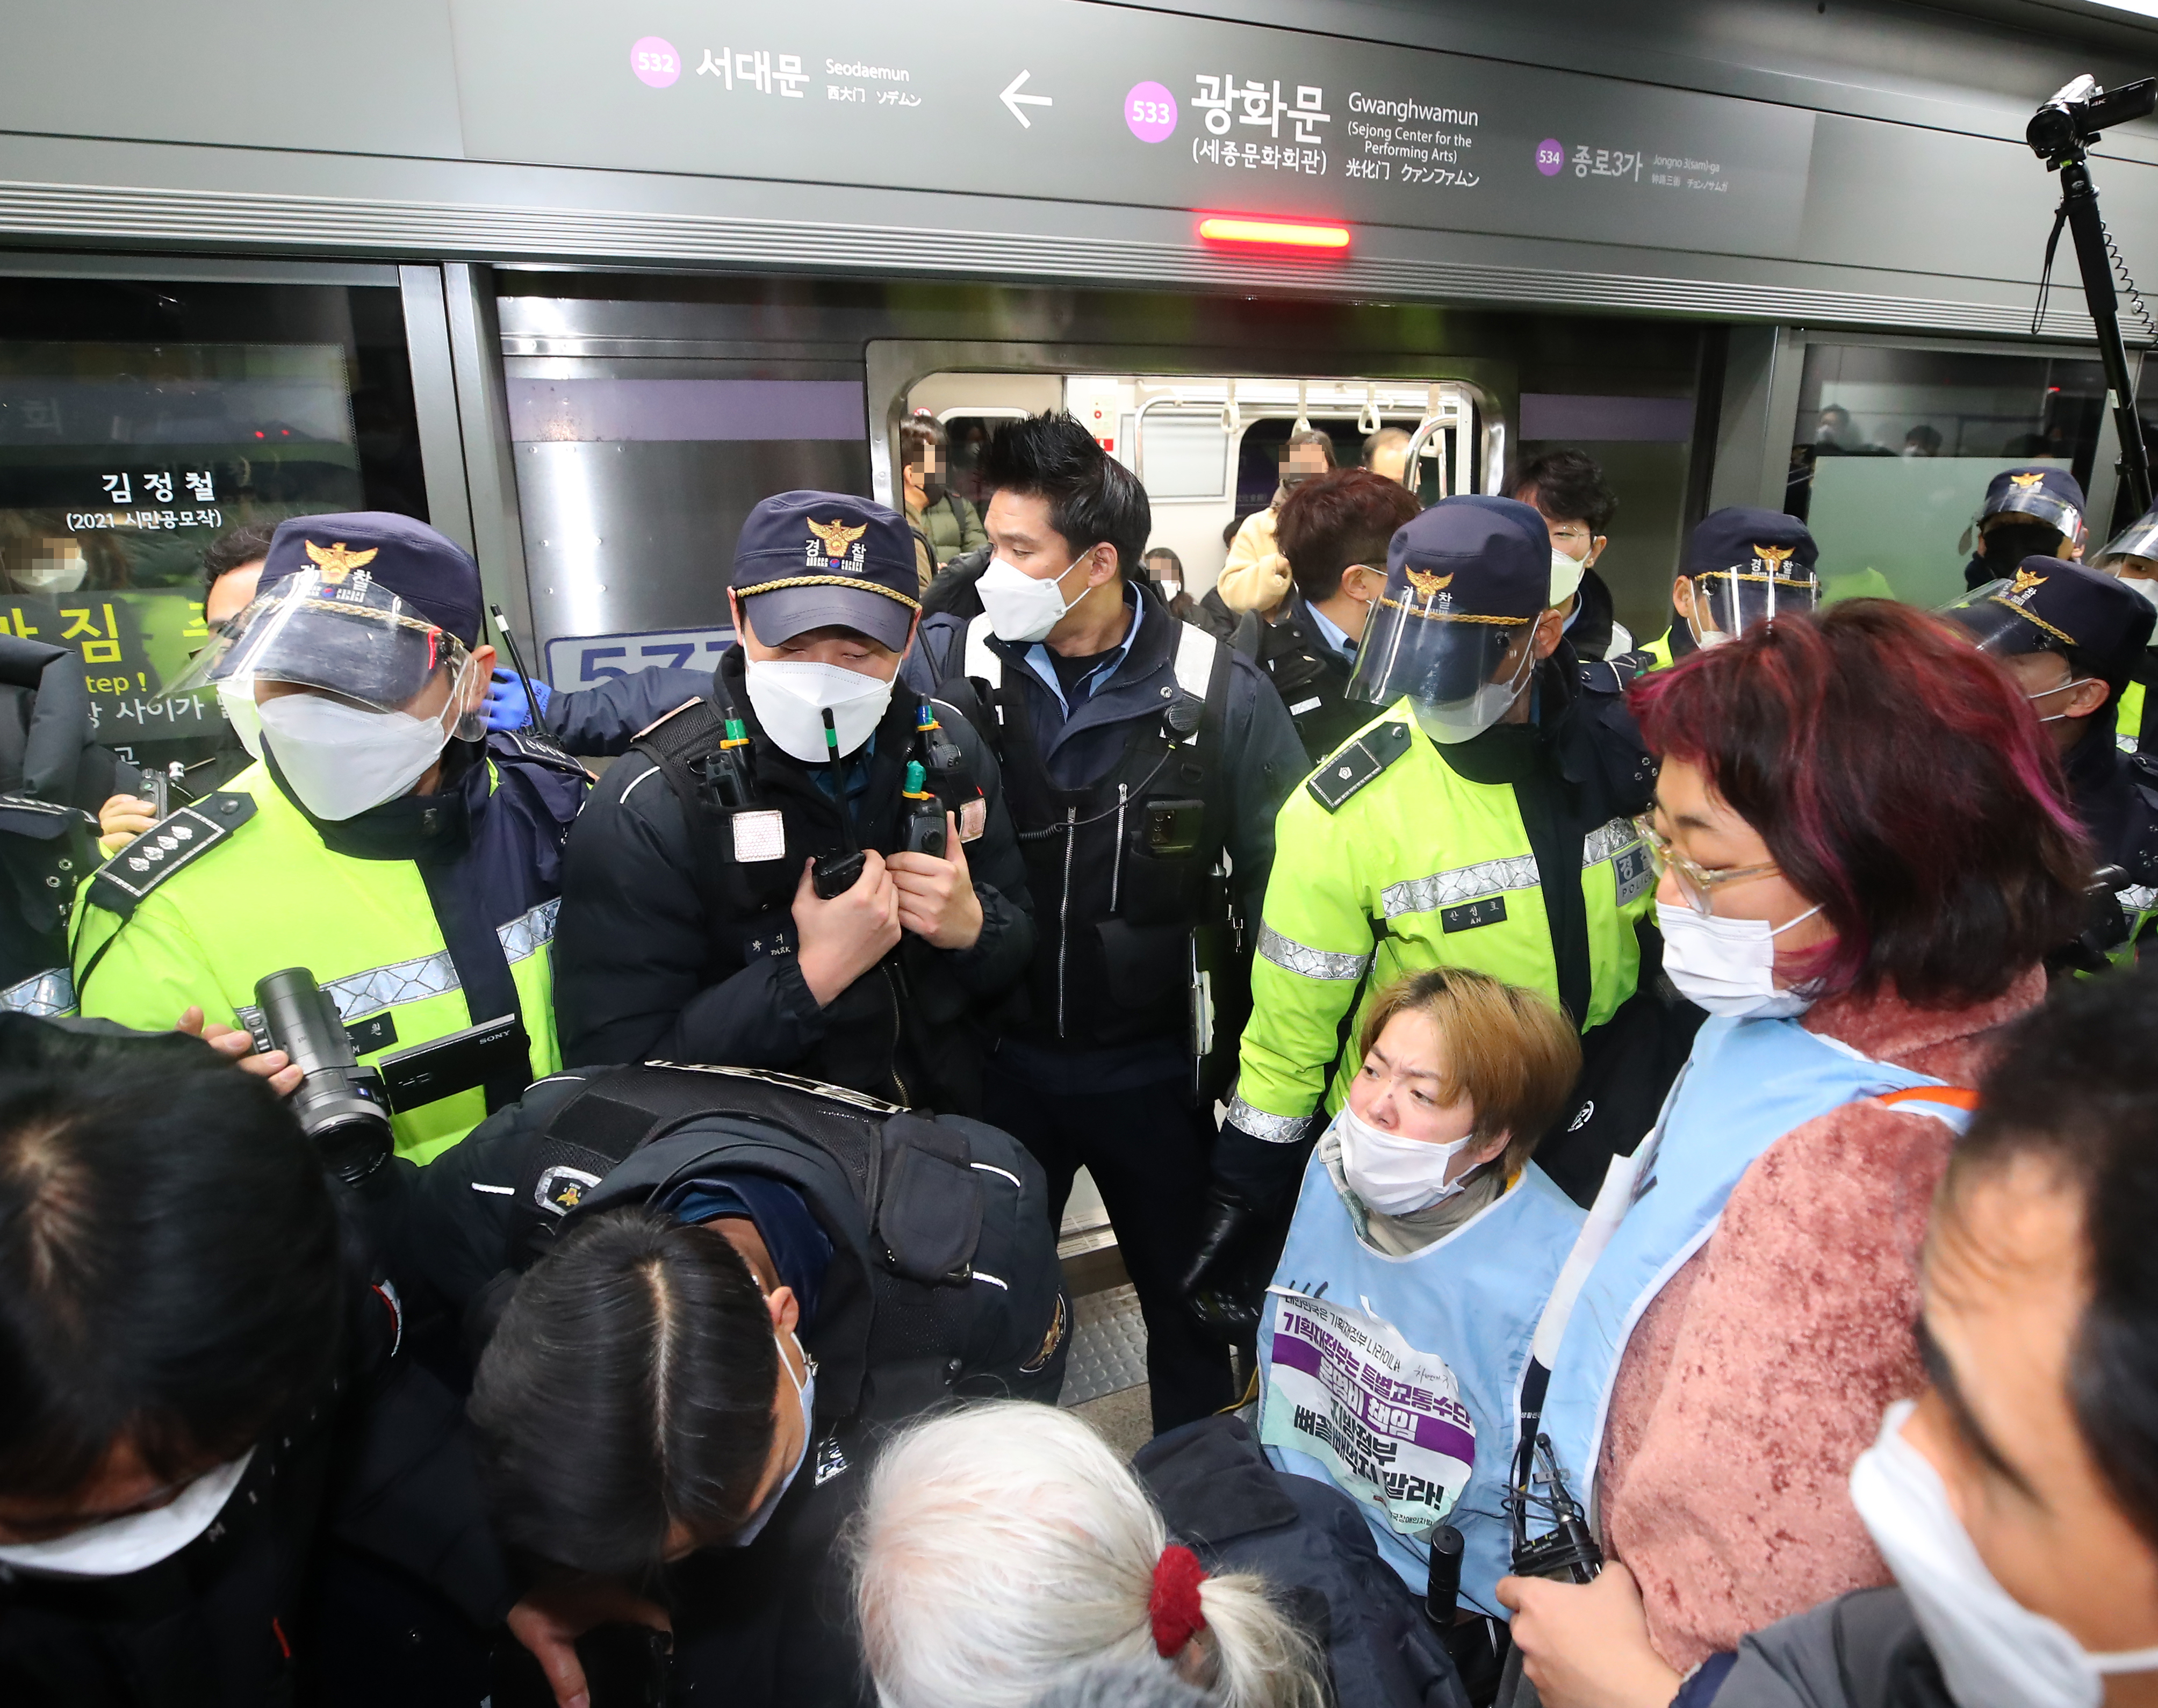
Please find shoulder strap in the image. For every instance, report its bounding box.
[962,611,1002,688]
[84,792,256,921]
[1305,719,1415,812]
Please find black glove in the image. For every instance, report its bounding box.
[1179,1116,1317,1345]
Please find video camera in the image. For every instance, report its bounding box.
[247,967,530,1183]
[2024,75,2158,520]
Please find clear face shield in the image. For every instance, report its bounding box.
[1682,564,1820,647]
[1936,577,2075,661]
[1344,579,1539,744]
[2097,510,2158,574]
[166,569,486,746]
[1976,481,2086,552]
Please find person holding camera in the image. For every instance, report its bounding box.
[400,1058,1069,1708]
[69,514,589,1164]
[551,491,1033,1118]
[0,1016,506,1708]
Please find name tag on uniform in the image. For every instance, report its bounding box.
[732,810,786,863]
[1442,897,1507,934]
[1288,696,1323,716]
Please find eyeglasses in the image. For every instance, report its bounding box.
[1632,815,1783,917]
[1549,524,1595,546]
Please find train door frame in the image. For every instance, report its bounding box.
[864,338,1515,520]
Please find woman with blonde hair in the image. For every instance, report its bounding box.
[1254,966,1586,1646]
[853,1402,1326,1708]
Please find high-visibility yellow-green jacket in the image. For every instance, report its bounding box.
[70,749,581,1163]
[1638,629,1675,670]
[1229,700,1656,1141]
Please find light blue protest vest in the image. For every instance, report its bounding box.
[1536,1015,1976,1522]
[1256,1136,1585,1616]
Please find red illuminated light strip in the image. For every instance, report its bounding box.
[1197,215,1352,251]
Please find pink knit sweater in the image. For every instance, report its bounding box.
[1596,969,2044,1672]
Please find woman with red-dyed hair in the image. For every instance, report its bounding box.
[1498,600,2088,1708]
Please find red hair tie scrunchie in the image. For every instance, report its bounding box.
[1149,1543,1209,1657]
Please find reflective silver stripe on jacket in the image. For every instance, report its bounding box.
[2120,884,2158,916]
[497,897,560,964]
[1226,1093,1314,1144]
[307,899,559,1024]
[1382,855,1543,920]
[1580,817,1640,867]
[1257,924,1370,982]
[0,965,75,1018]
[322,950,462,1022]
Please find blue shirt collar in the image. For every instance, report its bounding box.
[1020,586,1143,712]
[1304,597,1357,663]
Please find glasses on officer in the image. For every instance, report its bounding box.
[1549,522,1597,554]
[1632,814,1783,917]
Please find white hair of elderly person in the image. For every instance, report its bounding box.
[851,1403,1327,1708]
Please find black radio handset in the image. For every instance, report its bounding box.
[811,707,869,899]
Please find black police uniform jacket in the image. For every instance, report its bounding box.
[551,648,1034,1114]
[1252,591,1365,766]
[401,1065,1070,1708]
[915,581,1306,1057]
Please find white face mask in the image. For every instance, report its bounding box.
[978,555,1085,644]
[16,559,87,595]
[741,658,894,766]
[258,693,451,821]
[730,1329,816,1549]
[1549,545,1587,609]
[1852,1401,2158,1708]
[0,1450,254,1580]
[1657,898,1825,1018]
[1156,579,1183,600]
[2028,677,2099,725]
[1335,1099,1478,1217]
[2118,575,2158,615]
[219,682,263,759]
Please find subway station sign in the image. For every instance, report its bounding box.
[451,0,1817,259]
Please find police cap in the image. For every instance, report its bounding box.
[1385,495,1553,618]
[730,492,920,652]
[1945,557,2156,691]
[1685,507,1819,585]
[258,513,482,647]
[1980,465,2086,542]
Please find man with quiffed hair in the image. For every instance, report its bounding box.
[918,412,1307,1432]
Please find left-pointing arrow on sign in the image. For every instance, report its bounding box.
[1000,70,1053,128]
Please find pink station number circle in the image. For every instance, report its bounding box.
[631,37,681,89]
[1126,82,1178,143]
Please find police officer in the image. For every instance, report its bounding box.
[0,637,105,1017]
[1962,464,2087,590]
[2091,498,2158,749]
[70,513,588,1163]
[402,1061,1067,1708]
[1182,497,1670,1338]
[1257,466,1420,764]
[551,491,1033,1118]
[1627,506,1821,670]
[920,412,1307,1431]
[1939,559,2158,966]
